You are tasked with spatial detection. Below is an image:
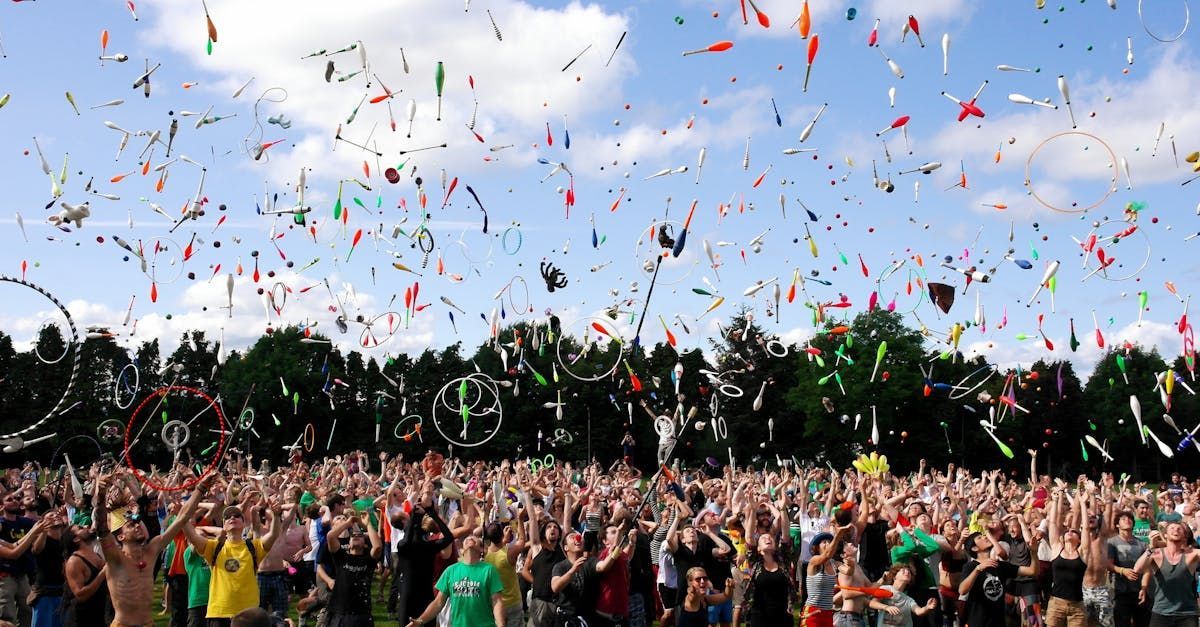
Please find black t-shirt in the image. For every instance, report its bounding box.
[703,533,734,589]
[33,535,64,588]
[329,548,378,615]
[629,531,654,595]
[552,556,598,617]
[672,541,708,595]
[531,545,565,601]
[858,520,891,582]
[962,559,1019,627]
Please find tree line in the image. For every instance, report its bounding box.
[0,309,1192,480]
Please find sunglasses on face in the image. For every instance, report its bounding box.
[224,512,243,520]
[692,576,708,583]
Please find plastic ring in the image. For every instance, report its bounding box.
[719,383,744,397]
[556,317,624,382]
[1079,219,1152,282]
[765,340,788,357]
[654,415,675,438]
[431,374,504,447]
[394,414,424,441]
[1025,131,1117,214]
[948,365,1001,400]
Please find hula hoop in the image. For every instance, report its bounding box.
[1079,220,1152,282]
[357,311,404,348]
[497,276,531,316]
[1025,131,1117,214]
[0,276,82,439]
[124,386,226,492]
[1139,0,1190,41]
[556,317,624,382]
[712,415,728,441]
[114,363,140,410]
[529,454,554,473]
[431,373,504,447]
[765,339,788,357]
[49,434,103,473]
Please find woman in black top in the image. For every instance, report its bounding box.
[678,567,734,627]
[743,533,794,626]
[391,505,453,624]
[1045,489,1090,627]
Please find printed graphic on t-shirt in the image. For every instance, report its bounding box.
[453,578,482,598]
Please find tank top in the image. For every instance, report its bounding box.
[1049,552,1085,602]
[63,554,107,627]
[806,568,837,609]
[677,598,710,627]
[1152,553,1199,616]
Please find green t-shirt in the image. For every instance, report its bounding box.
[351,498,378,527]
[434,560,502,627]
[1156,511,1183,524]
[183,545,212,608]
[1134,518,1152,543]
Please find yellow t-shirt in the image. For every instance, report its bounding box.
[201,537,266,618]
[484,547,522,608]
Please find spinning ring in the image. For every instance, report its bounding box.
[432,373,504,447]
[114,363,140,410]
[0,276,82,439]
[1025,131,1117,214]
[556,317,625,382]
[1139,0,1190,41]
[1078,219,1152,282]
[394,414,424,442]
[124,385,226,492]
[874,260,928,316]
[711,415,729,441]
[719,383,744,397]
[764,339,788,357]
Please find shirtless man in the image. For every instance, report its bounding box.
[93,471,215,627]
[836,538,871,627]
[1082,480,1115,627]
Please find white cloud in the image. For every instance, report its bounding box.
[142,0,633,183]
[720,0,971,41]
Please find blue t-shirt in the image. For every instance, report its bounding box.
[0,517,34,575]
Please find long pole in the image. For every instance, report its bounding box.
[587,408,592,464]
[619,406,700,549]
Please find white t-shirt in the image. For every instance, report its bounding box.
[799,513,830,561]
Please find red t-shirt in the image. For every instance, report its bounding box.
[595,547,630,616]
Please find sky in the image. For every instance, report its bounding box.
[0,0,1197,381]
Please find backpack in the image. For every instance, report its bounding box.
[209,537,259,571]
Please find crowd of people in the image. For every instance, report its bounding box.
[0,448,1195,627]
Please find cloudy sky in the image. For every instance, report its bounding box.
[0,0,1195,381]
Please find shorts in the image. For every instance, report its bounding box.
[834,610,866,627]
[731,574,746,607]
[1083,586,1113,627]
[258,571,289,618]
[527,598,557,627]
[31,595,61,627]
[0,573,30,623]
[502,603,523,627]
[803,607,835,627]
[708,598,733,624]
[1046,596,1087,627]
[658,585,678,609]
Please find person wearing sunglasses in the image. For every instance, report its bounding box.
[676,567,733,627]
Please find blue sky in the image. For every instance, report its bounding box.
[0,0,1197,378]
